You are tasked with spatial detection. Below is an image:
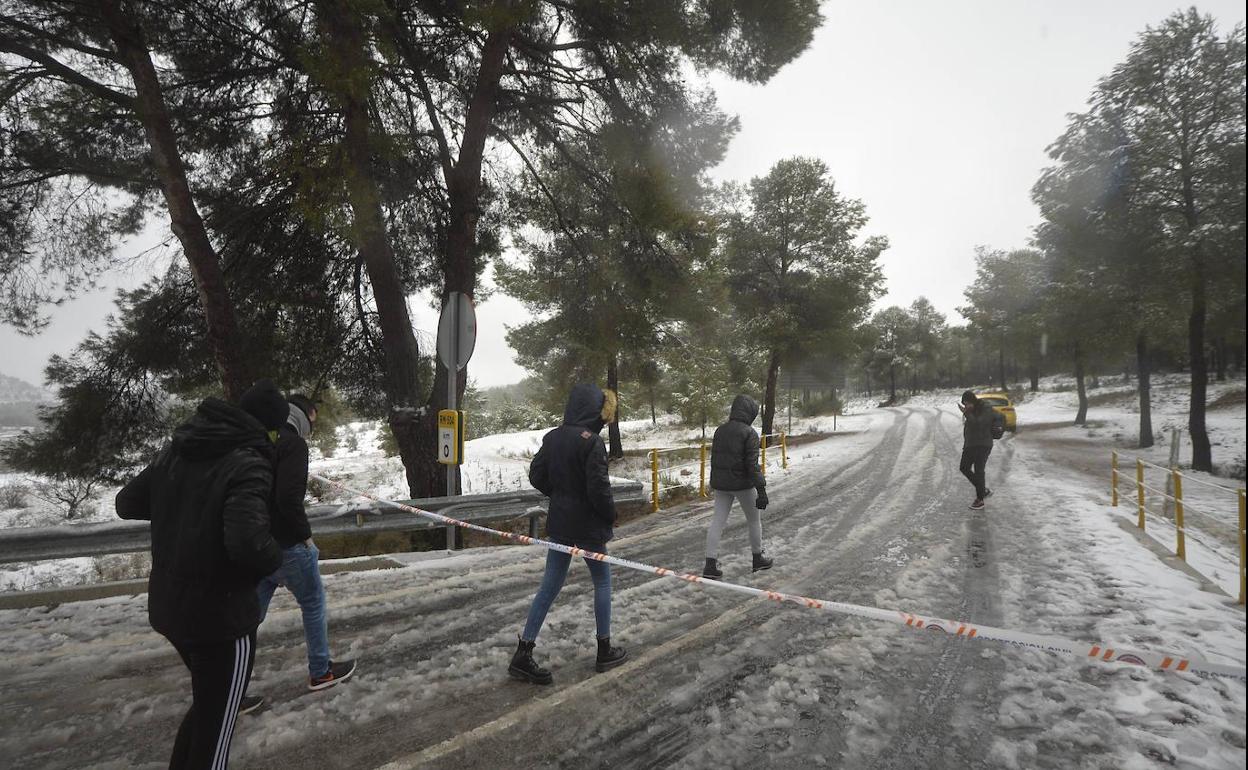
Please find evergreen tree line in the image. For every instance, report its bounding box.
[0,0,823,493]
[935,9,1246,472]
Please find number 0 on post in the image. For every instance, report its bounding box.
[437,409,466,466]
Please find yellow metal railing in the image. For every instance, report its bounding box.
[648,432,791,512]
[1111,450,1246,605]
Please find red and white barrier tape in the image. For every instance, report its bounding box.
[312,474,1247,684]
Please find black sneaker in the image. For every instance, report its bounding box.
[702,558,723,580]
[969,499,985,510]
[238,695,264,715]
[308,659,356,691]
[508,637,553,685]
[752,552,774,573]
[595,637,627,673]
[984,488,993,499]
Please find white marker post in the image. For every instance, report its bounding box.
[436,292,477,499]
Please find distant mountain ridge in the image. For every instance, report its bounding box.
[0,372,52,404]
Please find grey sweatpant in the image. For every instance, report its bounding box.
[705,488,763,559]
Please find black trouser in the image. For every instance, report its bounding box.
[168,631,256,770]
[959,445,992,500]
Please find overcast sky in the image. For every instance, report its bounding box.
[1,1,1244,390]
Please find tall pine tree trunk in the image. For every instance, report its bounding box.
[998,334,1006,393]
[1074,342,1089,426]
[606,356,623,459]
[888,363,896,404]
[1137,331,1153,449]
[409,25,517,494]
[315,0,429,495]
[1028,336,1038,389]
[99,0,249,399]
[1215,336,1227,382]
[761,349,781,435]
[1183,183,1212,471]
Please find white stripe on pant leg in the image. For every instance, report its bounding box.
[217,635,249,770]
[211,637,244,769]
[222,635,251,767]
[213,636,249,770]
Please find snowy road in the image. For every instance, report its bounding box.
[2,407,1244,769]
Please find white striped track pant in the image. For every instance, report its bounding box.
[168,631,256,770]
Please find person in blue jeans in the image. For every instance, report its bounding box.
[509,383,627,685]
[244,396,355,712]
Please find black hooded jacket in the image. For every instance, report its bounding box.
[271,405,313,548]
[710,395,767,492]
[116,398,283,644]
[529,383,616,549]
[962,400,1004,449]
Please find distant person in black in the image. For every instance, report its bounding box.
[958,390,1004,510]
[508,383,626,685]
[116,380,287,769]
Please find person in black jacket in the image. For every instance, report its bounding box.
[703,394,773,579]
[252,395,355,697]
[509,383,626,685]
[958,390,1004,510]
[116,380,286,770]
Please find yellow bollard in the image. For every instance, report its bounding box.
[699,442,708,498]
[1172,469,1185,561]
[651,449,661,512]
[760,434,768,478]
[1136,459,1145,530]
[1238,488,1245,606]
[781,432,789,470]
[1111,451,1119,507]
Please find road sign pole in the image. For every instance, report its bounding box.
[446,293,458,499]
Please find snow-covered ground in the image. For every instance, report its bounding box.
[1,395,1244,768]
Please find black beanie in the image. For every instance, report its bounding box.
[240,379,288,431]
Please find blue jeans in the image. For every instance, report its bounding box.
[521,548,611,642]
[257,542,330,679]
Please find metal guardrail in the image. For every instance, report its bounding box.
[0,480,645,565]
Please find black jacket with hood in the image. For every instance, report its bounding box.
[710,395,767,492]
[271,403,313,548]
[529,383,616,549]
[962,400,1004,449]
[116,398,283,644]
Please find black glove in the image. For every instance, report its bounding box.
[755,488,769,510]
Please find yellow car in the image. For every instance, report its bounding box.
[977,392,1017,432]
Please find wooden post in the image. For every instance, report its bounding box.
[1136,459,1145,530]
[1111,451,1119,507]
[781,432,789,470]
[760,434,768,479]
[699,442,708,498]
[650,450,660,513]
[1172,469,1185,561]
[1238,488,1245,606]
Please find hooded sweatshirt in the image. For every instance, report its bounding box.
[528,383,616,548]
[709,395,766,492]
[116,398,282,644]
[270,403,314,548]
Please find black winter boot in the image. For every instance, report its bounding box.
[752,551,774,573]
[508,637,553,685]
[702,558,723,580]
[595,637,627,673]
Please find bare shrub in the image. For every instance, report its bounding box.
[30,477,102,520]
